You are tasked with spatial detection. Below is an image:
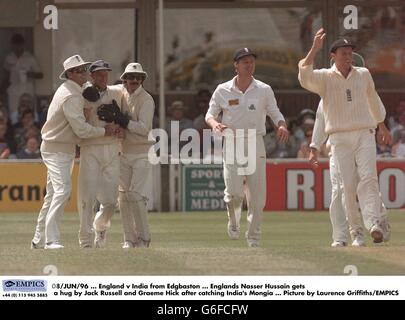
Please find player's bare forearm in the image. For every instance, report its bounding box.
[206,117,218,129]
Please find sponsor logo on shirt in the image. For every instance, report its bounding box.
[346,89,352,102]
[228,99,239,106]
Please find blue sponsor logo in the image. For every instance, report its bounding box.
[2,279,47,292]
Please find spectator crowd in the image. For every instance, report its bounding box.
[1,34,405,161]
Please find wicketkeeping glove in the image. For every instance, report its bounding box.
[96,99,129,128]
[115,110,130,129]
[106,99,130,128]
[82,83,100,102]
[97,100,120,123]
[97,104,115,122]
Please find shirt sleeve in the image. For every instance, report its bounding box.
[365,70,386,123]
[265,86,285,126]
[205,88,222,122]
[298,59,326,96]
[63,96,105,139]
[310,101,328,150]
[127,97,155,136]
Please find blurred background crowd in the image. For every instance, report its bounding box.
[1,0,405,161]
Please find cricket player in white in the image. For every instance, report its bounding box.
[310,101,364,246]
[117,63,155,248]
[311,101,391,246]
[299,28,393,243]
[206,48,289,247]
[31,55,115,249]
[78,60,123,248]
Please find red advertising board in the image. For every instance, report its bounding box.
[265,159,405,211]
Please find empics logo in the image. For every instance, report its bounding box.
[2,279,47,292]
[4,281,16,287]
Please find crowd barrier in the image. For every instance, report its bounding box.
[1,159,404,213]
[179,159,405,211]
[0,160,159,213]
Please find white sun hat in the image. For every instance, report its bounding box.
[59,54,91,80]
[120,62,148,80]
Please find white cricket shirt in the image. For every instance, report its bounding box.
[205,76,285,136]
[298,61,386,134]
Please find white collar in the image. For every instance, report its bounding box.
[331,64,355,79]
[230,76,257,92]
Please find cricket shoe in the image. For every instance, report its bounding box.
[44,242,64,249]
[94,230,107,248]
[134,239,151,248]
[31,241,44,249]
[331,241,347,247]
[227,223,240,240]
[351,237,366,247]
[247,241,259,248]
[122,241,135,249]
[370,224,384,244]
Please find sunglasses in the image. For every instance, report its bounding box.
[124,74,145,81]
[70,66,88,74]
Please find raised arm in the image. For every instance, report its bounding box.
[298,28,327,96]
[301,28,326,67]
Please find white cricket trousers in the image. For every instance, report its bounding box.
[329,128,383,231]
[329,152,348,243]
[329,152,363,243]
[78,144,120,247]
[223,135,266,244]
[32,152,74,245]
[118,154,152,245]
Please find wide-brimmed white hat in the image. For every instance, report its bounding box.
[120,62,148,80]
[59,54,91,80]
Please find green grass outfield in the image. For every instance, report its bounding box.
[0,211,404,275]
